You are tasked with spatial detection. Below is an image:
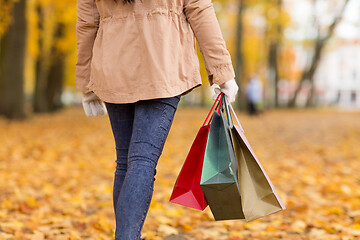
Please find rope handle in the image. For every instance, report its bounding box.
[221,94,232,126]
[202,93,223,127]
[224,97,244,132]
[216,93,223,114]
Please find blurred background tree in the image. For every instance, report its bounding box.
[31,0,75,112]
[288,0,350,107]
[0,0,27,119]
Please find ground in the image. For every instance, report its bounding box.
[0,106,359,240]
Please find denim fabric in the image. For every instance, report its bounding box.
[105,95,181,240]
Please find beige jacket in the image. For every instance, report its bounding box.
[76,0,235,103]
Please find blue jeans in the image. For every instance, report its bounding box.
[104,95,181,240]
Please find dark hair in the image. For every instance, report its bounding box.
[114,0,135,4]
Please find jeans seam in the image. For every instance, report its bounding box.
[157,106,170,141]
[131,140,162,151]
[128,155,157,166]
[135,180,153,239]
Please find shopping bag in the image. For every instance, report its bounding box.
[169,94,222,210]
[200,94,245,221]
[224,98,286,222]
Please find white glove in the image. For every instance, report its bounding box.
[82,91,108,117]
[211,78,239,103]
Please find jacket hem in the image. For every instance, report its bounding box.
[88,79,202,104]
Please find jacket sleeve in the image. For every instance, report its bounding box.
[75,0,100,94]
[183,0,235,86]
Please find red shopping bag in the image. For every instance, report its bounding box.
[169,94,223,210]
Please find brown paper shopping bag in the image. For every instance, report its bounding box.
[224,98,286,222]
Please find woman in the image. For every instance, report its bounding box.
[75,0,238,239]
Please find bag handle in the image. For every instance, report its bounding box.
[202,93,223,127]
[220,94,232,126]
[216,92,223,114]
[223,96,244,132]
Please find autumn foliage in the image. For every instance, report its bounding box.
[0,107,359,239]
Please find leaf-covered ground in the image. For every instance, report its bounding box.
[0,106,359,240]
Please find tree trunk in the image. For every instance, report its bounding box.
[267,41,279,108]
[305,38,323,107]
[266,0,283,108]
[234,0,246,110]
[46,23,65,111]
[33,4,50,113]
[0,0,27,119]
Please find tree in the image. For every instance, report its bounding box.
[234,0,247,110]
[266,0,283,108]
[45,23,65,111]
[288,0,350,108]
[0,0,27,119]
[33,1,67,112]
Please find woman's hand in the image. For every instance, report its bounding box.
[211,78,239,103]
[82,91,108,117]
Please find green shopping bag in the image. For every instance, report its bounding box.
[200,93,245,221]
